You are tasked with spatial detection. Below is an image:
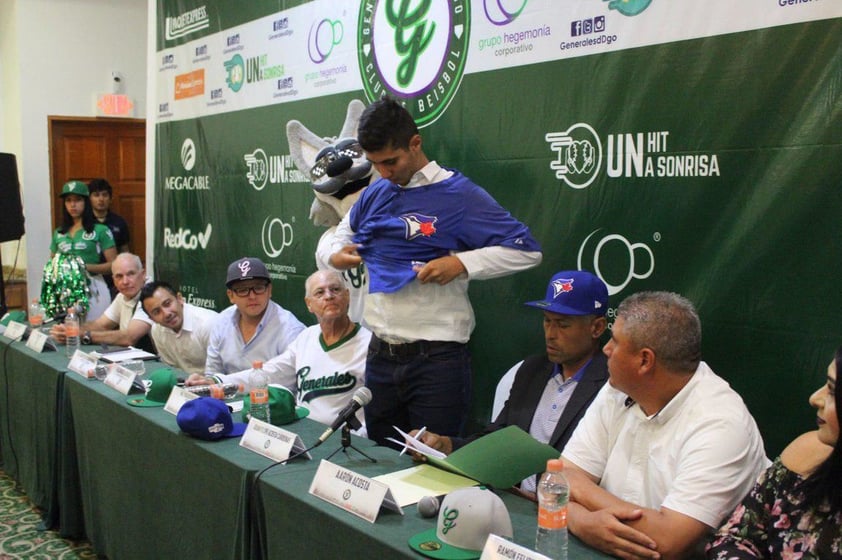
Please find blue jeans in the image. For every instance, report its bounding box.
[364,341,472,449]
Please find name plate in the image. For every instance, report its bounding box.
[480,535,551,560]
[308,460,403,523]
[3,321,27,342]
[68,350,98,378]
[164,386,199,415]
[104,363,137,395]
[26,329,50,353]
[239,417,310,462]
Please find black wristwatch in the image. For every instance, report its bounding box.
[81,331,92,345]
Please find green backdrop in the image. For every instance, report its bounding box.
[154,0,842,457]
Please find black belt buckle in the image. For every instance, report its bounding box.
[376,336,422,359]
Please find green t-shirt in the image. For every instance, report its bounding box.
[50,224,116,265]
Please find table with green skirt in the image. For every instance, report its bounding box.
[252,421,611,560]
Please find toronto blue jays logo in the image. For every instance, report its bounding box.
[552,278,574,297]
[400,213,438,240]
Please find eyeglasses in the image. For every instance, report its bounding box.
[231,283,269,297]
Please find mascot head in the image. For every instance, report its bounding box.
[286,99,378,227]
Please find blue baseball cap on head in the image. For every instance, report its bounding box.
[176,397,247,440]
[524,270,608,316]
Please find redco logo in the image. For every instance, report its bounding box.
[163,224,212,250]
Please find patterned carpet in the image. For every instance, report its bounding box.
[0,469,96,559]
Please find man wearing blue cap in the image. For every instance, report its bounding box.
[414,269,609,495]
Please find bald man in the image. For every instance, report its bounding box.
[50,252,153,349]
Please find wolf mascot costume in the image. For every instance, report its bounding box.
[286,100,374,322]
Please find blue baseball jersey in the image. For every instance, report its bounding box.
[350,171,540,294]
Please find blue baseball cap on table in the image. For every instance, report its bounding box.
[177,397,247,440]
[524,270,608,316]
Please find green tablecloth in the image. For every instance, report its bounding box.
[0,340,611,559]
[63,372,275,559]
[0,338,70,527]
[255,423,611,560]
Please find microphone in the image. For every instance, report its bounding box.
[316,387,372,444]
[42,311,68,326]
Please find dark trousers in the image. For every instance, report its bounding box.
[364,336,472,449]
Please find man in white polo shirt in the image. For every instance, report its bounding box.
[562,291,768,560]
[50,252,153,350]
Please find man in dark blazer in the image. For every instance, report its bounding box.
[412,270,609,494]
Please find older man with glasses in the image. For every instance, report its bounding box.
[204,257,305,375]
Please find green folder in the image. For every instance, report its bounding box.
[425,425,560,489]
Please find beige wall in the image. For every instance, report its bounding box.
[0,0,149,303]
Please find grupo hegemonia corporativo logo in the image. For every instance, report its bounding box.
[261,216,294,258]
[357,0,470,127]
[577,229,656,296]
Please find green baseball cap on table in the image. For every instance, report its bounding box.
[60,180,90,197]
[242,385,309,426]
[126,369,177,407]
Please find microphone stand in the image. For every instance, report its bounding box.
[325,416,377,464]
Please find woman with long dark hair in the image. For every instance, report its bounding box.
[706,346,842,558]
[46,180,117,320]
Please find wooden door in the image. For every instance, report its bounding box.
[49,117,146,258]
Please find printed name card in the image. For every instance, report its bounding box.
[68,350,98,378]
[163,386,199,415]
[104,363,137,395]
[239,417,310,462]
[26,329,50,353]
[3,321,27,342]
[309,460,403,523]
[480,535,552,560]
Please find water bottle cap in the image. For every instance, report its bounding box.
[546,458,564,472]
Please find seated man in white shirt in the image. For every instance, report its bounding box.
[186,270,371,435]
[204,257,305,375]
[561,291,769,560]
[139,280,218,376]
[49,252,153,350]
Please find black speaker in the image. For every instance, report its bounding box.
[0,153,25,242]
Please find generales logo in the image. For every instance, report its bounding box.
[357,0,470,127]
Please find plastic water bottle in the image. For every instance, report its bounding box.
[64,305,81,358]
[248,361,271,423]
[186,382,244,400]
[28,299,44,328]
[535,458,569,559]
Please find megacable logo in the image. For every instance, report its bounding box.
[181,139,196,171]
[164,139,210,191]
[358,0,470,127]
